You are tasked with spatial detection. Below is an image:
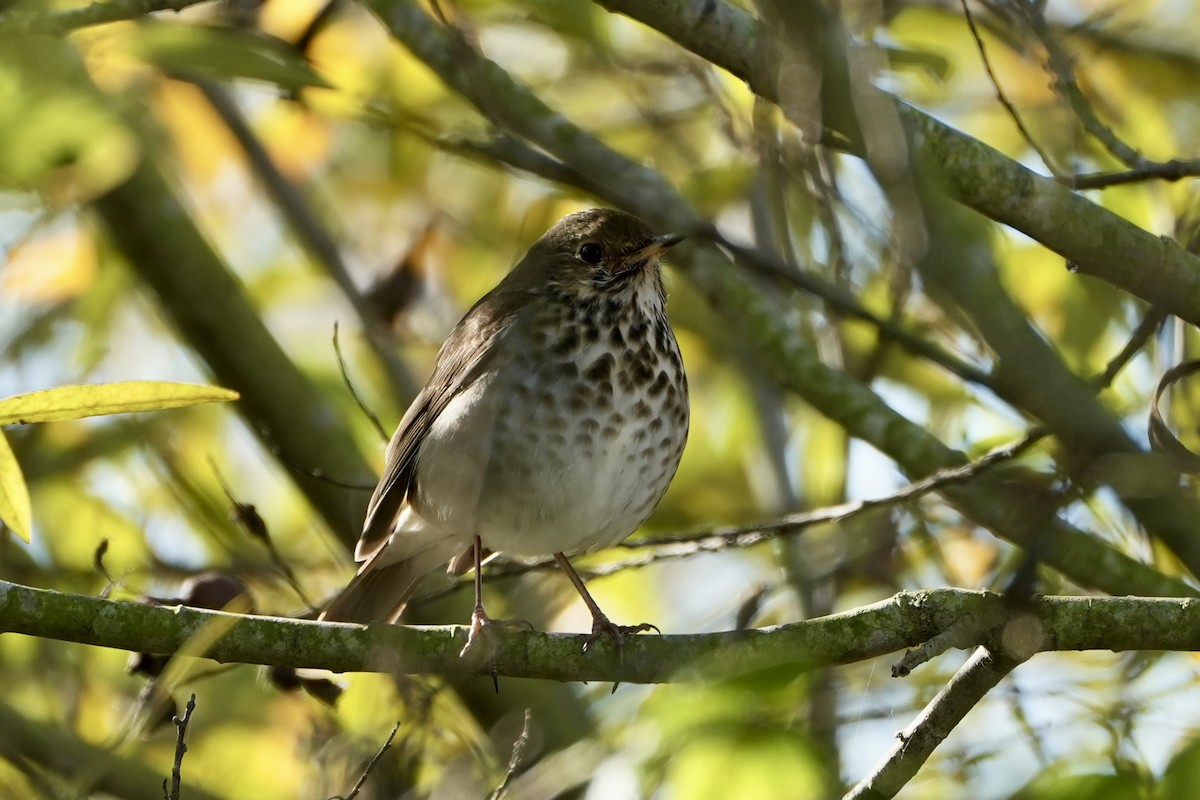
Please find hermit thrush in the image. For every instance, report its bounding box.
[321,208,689,655]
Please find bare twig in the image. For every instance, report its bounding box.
[1017,1,1142,168]
[333,322,389,443]
[94,538,118,598]
[846,647,1023,800]
[333,722,401,800]
[208,458,316,610]
[164,693,197,800]
[1093,306,1166,390]
[488,710,532,800]
[1065,158,1200,190]
[960,0,1063,176]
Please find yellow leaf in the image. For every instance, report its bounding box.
[0,381,239,425]
[0,428,32,543]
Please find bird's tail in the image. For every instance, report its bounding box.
[319,531,461,624]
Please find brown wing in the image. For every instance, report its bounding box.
[354,288,525,562]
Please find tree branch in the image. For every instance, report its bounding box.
[5,581,1200,684]
[846,646,1022,800]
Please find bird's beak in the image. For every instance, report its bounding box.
[614,232,691,277]
[615,233,684,274]
[640,233,685,258]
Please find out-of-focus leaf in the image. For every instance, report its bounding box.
[0,225,97,304]
[0,382,239,425]
[1007,769,1146,800]
[0,429,32,543]
[884,43,954,82]
[129,23,332,90]
[665,728,828,800]
[1161,734,1200,800]
[0,35,137,201]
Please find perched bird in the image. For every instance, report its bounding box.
[321,208,689,654]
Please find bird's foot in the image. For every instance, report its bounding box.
[459,605,534,691]
[583,615,659,657]
[584,615,659,693]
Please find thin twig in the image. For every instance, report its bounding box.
[488,710,532,800]
[208,458,316,610]
[1017,1,1143,169]
[845,647,1023,800]
[333,322,390,443]
[1066,158,1200,190]
[960,0,1063,176]
[334,722,401,800]
[1093,306,1166,390]
[164,693,196,800]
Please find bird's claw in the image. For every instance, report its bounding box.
[583,616,659,656]
[459,606,534,661]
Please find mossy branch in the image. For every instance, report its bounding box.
[5,580,1200,684]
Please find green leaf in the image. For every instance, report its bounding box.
[0,428,31,543]
[0,382,239,425]
[129,23,332,91]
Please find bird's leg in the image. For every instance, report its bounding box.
[460,536,533,672]
[554,553,659,659]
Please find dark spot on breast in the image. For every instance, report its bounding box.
[551,331,579,357]
[649,418,662,433]
[654,319,669,351]
[648,370,669,397]
[584,353,615,382]
[633,399,652,418]
[602,301,622,327]
[630,357,655,386]
[609,326,625,348]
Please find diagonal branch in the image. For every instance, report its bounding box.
[845,646,1023,800]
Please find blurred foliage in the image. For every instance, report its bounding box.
[2,0,1200,798]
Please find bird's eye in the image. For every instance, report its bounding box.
[578,243,604,264]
